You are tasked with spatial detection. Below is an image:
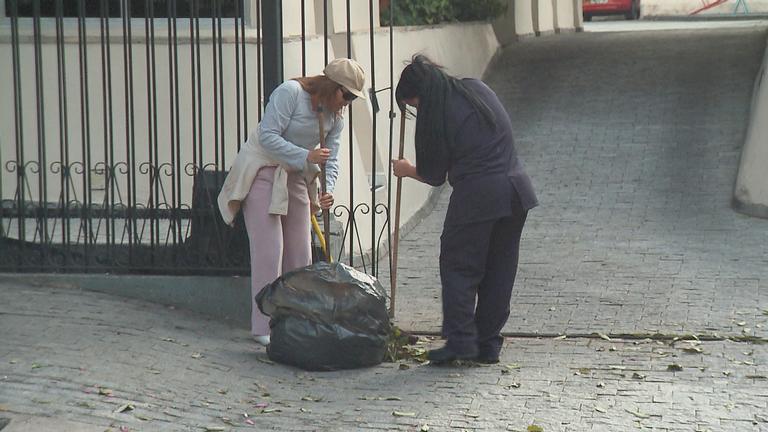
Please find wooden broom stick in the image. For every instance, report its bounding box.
[317,107,331,262]
[390,108,407,317]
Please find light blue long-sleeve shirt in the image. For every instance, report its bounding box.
[258,80,344,192]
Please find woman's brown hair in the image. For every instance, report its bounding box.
[293,75,344,116]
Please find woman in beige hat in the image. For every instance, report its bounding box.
[218,58,366,346]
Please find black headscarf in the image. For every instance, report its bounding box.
[395,55,496,177]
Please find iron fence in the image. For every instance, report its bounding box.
[0,0,397,277]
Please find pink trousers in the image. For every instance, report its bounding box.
[242,166,312,336]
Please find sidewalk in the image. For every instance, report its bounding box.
[1,281,767,431]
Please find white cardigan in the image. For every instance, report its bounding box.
[217,128,321,226]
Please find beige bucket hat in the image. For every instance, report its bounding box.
[323,58,367,99]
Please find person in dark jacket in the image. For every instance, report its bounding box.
[392,55,538,364]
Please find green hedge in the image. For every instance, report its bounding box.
[381,0,508,26]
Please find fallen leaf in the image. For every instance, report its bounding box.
[257,357,275,365]
[554,335,566,340]
[254,402,269,408]
[204,427,225,432]
[505,363,522,370]
[597,333,611,341]
[506,382,521,389]
[98,388,113,396]
[383,396,402,401]
[465,413,480,418]
[420,426,430,432]
[632,372,647,380]
[682,346,703,354]
[31,363,43,369]
[399,364,411,370]
[114,404,135,413]
[595,406,607,413]
[736,321,747,326]
[301,396,322,402]
[191,353,203,359]
[217,389,228,395]
[261,408,281,413]
[667,364,683,372]
[597,382,606,388]
[245,419,255,425]
[392,411,416,417]
[147,369,161,375]
[527,425,544,432]
[746,375,768,380]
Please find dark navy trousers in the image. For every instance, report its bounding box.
[439,198,528,358]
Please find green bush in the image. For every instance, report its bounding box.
[450,0,508,22]
[381,0,508,26]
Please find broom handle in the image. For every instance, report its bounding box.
[390,109,407,318]
[317,108,331,262]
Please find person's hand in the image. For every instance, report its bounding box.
[319,192,334,210]
[307,148,331,164]
[391,158,414,178]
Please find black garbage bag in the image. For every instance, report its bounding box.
[255,261,391,371]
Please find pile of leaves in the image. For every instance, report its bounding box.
[384,326,427,363]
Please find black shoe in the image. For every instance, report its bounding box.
[474,355,499,364]
[427,347,476,365]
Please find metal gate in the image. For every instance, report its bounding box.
[0,0,397,277]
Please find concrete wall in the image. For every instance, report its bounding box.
[733,35,768,218]
[641,0,768,17]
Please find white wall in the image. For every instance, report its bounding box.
[734,37,768,218]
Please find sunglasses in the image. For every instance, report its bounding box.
[341,87,357,101]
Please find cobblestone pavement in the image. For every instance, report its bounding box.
[390,24,768,339]
[1,282,768,431]
[3,22,768,432]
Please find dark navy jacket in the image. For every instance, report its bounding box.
[416,79,538,226]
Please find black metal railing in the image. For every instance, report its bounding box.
[1,0,398,277]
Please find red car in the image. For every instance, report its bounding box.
[583,0,641,21]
